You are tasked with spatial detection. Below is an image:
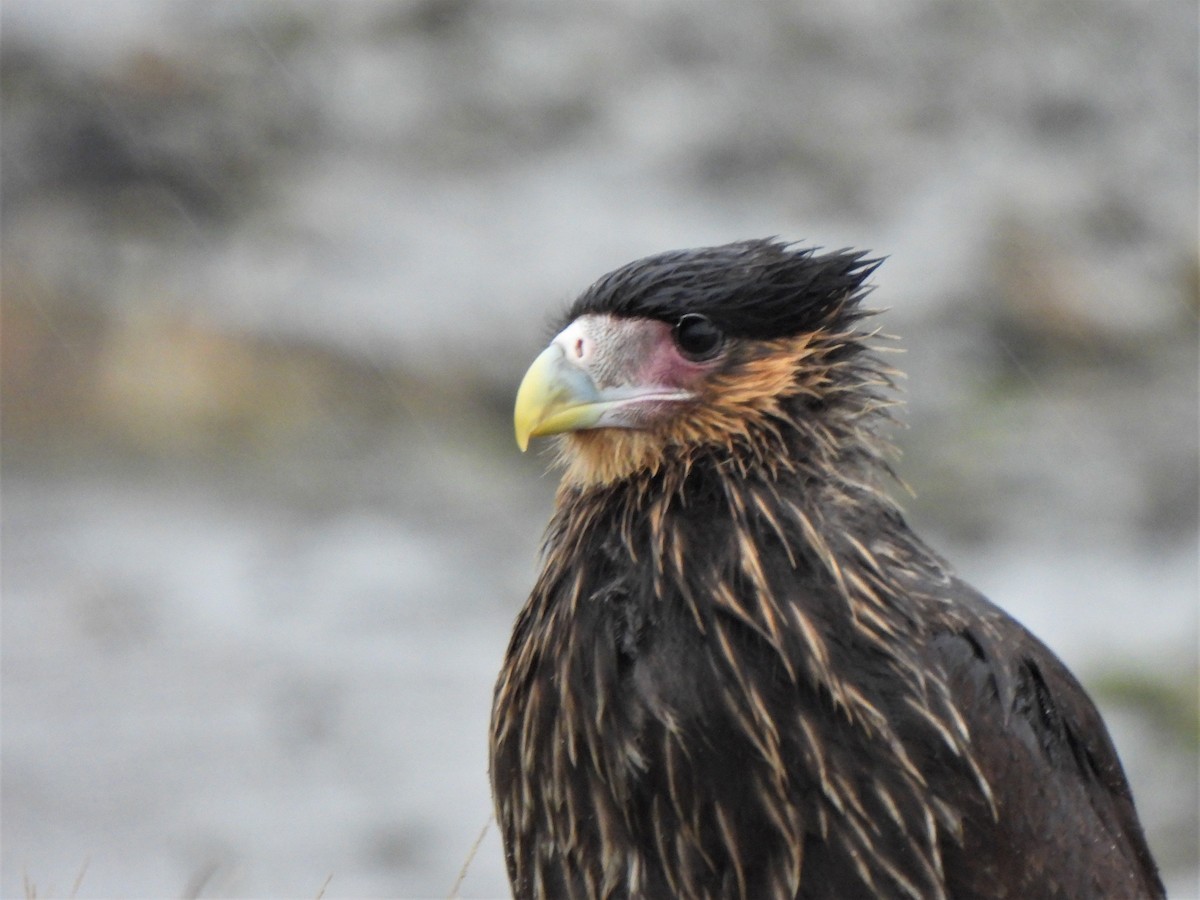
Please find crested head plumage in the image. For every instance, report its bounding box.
[565,239,880,340]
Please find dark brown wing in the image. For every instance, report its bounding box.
[930,583,1165,899]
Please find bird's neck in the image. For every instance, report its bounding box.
[553,408,901,552]
[547,435,922,623]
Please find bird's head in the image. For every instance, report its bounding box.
[515,239,887,487]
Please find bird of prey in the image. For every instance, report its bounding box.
[490,239,1163,900]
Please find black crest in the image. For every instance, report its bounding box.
[565,239,881,340]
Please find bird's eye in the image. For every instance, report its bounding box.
[673,314,724,360]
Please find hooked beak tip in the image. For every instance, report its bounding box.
[513,342,606,450]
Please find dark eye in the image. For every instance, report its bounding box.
[673,314,724,360]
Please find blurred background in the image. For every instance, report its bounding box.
[2,1,1196,897]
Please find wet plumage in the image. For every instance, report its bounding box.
[490,239,1163,899]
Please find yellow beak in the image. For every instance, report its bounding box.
[513,344,610,451]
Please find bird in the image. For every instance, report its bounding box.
[489,239,1164,900]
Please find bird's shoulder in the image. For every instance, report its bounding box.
[924,579,1164,898]
[928,579,1131,792]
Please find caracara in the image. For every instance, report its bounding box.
[489,240,1163,899]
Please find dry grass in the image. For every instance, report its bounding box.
[448,815,493,899]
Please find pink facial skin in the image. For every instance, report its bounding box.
[551,314,724,429]
[557,314,721,391]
